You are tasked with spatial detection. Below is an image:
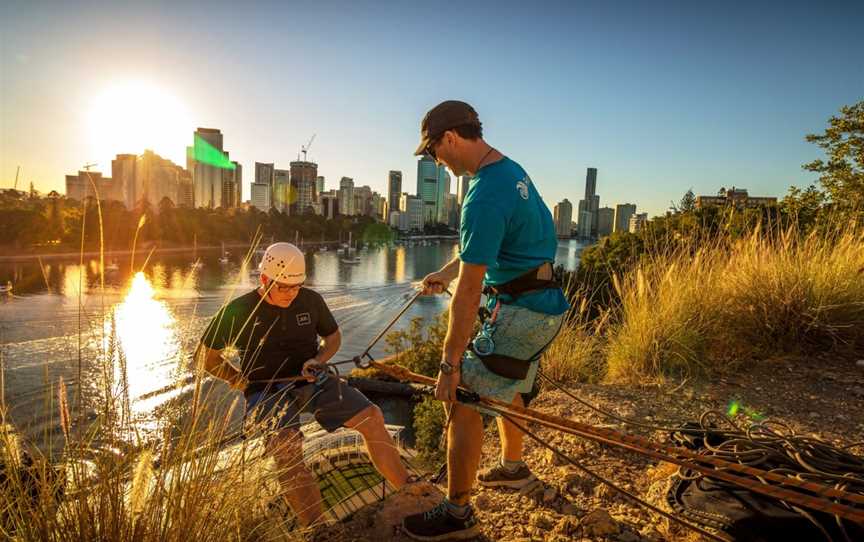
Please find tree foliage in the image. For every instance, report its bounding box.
[679,188,696,213]
[804,101,864,212]
[0,191,391,252]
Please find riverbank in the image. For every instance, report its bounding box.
[0,242,312,262]
[315,354,864,541]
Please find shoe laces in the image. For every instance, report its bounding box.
[423,502,450,521]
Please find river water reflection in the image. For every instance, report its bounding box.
[0,239,587,451]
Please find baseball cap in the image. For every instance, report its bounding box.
[414,100,480,156]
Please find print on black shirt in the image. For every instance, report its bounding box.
[200,288,339,388]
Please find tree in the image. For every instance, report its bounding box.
[804,101,864,212]
[679,188,696,213]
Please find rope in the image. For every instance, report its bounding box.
[537,371,864,529]
[364,358,864,524]
[492,408,732,542]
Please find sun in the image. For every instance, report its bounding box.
[89,80,192,167]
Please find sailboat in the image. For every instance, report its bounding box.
[219,242,230,265]
[190,234,204,270]
[319,232,328,252]
[340,231,361,264]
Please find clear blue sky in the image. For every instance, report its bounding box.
[1,0,861,216]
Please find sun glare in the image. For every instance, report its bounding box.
[89,80,191,166]
[109,272,181,418]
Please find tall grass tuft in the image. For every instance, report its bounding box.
[0,211,315,541]
[601,219,864,383]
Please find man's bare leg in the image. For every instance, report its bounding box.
[343,404,409,488]
[447,402,484,505]
[268,428,323,527]
[498,393,525,462]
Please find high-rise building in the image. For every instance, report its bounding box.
[437,168,451,224]
[221,162,241,209]
[111,154,137,208]
[445,193,459,229]
[273,169,290,213]
[629,212,648,233]
[316,176,325,195]
[457,175,471,206]
[319,190,339,219]
[614,203,637,233]
[354,185,373,217]
[371,192,386,221]
[177,170,194,208]
[339,177,355,216]
[388,171,402,215]
[398,195,424,232]
[553,198,573,237]
[250,183,271,210]
[577,167,599,238]
[597,207,615,238]
[289,160,317,215]
[65,171,117,202]
[189,128,235,208]
[416,155,450,225]
[136,150,187,209]
[255,162,275,209]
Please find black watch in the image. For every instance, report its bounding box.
[439,360,459,375]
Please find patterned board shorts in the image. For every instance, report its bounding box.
[460,302,564,416]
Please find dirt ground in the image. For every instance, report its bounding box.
[312,355,864,541]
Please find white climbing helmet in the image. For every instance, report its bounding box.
[259,242,306,284]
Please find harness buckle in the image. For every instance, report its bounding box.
[456,388,481,404]
[353,355,372,369]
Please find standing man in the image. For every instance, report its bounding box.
[197,242,409,527]
[402,101,569,540]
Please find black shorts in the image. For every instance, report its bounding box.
[244,376,372,433]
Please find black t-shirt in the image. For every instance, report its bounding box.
[200,288,339,387]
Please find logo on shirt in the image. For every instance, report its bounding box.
[296,312,311,326]
[516,177,530,200]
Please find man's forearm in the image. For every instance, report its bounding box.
[198,346,241,382]
[443,275,482,365]
[315,332,341,363]
[439,256,461,282]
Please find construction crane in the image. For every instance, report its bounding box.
[301,134,316,162]
[13,166,19,191]
[82,162,97,171]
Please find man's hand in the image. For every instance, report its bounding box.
[434,368,461,402]
[228,372,248,392]
[301,358,327,382]
[421,271,451,295]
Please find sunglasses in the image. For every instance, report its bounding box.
[269,280,304,293]
[425,135,443,161]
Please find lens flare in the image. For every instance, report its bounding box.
[108,272,181,418]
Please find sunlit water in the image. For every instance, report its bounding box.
[0,239,587,453]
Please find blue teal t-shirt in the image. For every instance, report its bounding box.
[459,157,569,316]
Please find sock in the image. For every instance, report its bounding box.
[501,458,525,473]
[444,499,470,518]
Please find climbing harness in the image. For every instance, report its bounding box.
[481,261,559,300]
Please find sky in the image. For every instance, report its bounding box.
[1,0,862,217]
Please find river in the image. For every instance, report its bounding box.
[0,239,588,454]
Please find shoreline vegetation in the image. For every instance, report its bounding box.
[1,101,862,540]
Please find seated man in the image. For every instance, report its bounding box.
[196,242,409,527]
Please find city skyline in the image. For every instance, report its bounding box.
[2,1,862,217]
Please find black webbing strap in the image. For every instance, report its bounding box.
[482,262,559,300]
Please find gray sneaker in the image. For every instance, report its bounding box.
[477,462,537,489]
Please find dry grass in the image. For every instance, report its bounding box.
[0,217,316,541]
[547,218,864,385]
